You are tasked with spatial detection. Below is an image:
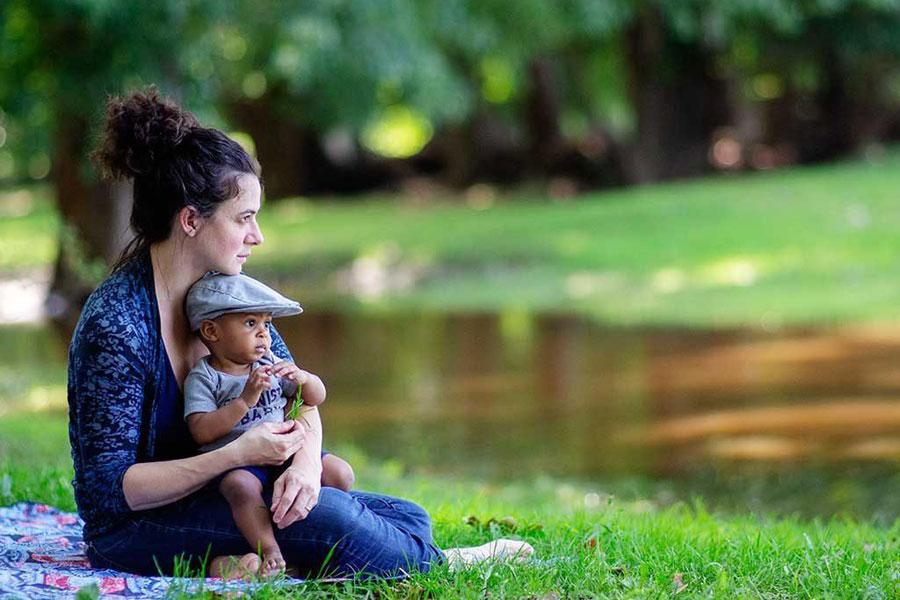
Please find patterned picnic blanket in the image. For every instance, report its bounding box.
[0,502,287,599]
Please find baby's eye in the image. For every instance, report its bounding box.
[246,319,256,327]
[264,321,272,329]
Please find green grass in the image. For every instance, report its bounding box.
[1,410,898,598]
[248,149,900,327]
[3,151,900,327]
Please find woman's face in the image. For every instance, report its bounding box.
[195,174,264,275]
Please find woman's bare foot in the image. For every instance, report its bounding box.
[209,553,261,580]
[443,539,535,571]
[260,546,286,577]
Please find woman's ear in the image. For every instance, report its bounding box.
[199,320,219,342]
[178,206,202,238]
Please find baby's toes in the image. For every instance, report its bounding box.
[261,554,286,577]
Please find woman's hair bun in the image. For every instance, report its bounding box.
[93,86,199,180]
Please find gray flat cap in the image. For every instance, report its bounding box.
[186,272,302,331]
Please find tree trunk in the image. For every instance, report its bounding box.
[228,96,310,199]
[624,7,730,183]
[47,114,132,334]
[525,56,563,174]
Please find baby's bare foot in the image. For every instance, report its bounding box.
[259,546,286,577]
[209,553,261,580]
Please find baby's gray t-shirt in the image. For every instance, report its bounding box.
[184,352,299,452]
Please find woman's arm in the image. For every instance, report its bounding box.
[122,443,243,510]
[122,420,305,510]
[69,303,152,524]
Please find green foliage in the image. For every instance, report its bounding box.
[0,0,225,181]
[2,0,896,183]
[190,0,473,129]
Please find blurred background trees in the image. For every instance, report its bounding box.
[1,0,898,321]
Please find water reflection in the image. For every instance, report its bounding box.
[278,314,900,479]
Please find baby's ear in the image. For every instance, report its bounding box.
[198,320,219,342]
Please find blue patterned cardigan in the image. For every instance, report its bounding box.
[67,253,292,540]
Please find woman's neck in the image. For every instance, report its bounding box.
[149,238,205,309]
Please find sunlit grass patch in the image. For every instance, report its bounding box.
[3,150,900,327]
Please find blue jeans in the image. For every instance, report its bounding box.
[86,487,444,578]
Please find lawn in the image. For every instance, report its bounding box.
[1,409,898,598]
[2,149,900,327]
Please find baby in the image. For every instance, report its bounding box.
[183,272,354,576]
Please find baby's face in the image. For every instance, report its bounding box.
[206,311,273,365]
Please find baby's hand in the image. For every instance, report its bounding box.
[239,366,273,407]
[271,361,309,386]
[273,361,326,407]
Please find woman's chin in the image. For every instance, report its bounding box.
[214,263,243,276]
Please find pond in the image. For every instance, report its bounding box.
[281,312,900,521]
[3,313,899,521]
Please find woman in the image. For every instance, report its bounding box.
[68,88,531,578]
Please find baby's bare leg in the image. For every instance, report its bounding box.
[220,470,285,576]
[321,454,355,491]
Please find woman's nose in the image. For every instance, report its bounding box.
[247,221,264,245]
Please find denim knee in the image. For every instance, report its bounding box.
[382,497,433,538]
[275,488,442,576]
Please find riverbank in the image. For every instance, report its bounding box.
[3,148,900,328]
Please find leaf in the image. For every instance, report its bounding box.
[285,382,303,421]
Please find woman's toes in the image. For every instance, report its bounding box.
[444,538,535,571]
[494,539,534,559]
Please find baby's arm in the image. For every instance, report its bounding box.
[186,366,272,447]
[274,361,326,408]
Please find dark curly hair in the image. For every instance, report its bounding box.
[92,87,261,271]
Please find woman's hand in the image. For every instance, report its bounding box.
[271,464,321,528]
[232,420,306,466]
